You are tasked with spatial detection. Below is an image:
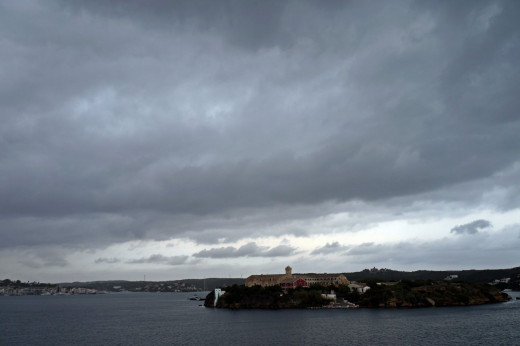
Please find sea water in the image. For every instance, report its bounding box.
[1,291,519,345]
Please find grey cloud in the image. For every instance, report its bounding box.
[0,0,519,253]
[193,246,243,259]
[343,224,520,269]
[193,242,296,258]
[0,213,153,249]
[451,219,492,235]
[235,242,268,257]
[261,245,297,257]
[311,242,349,255]
[192,242,266,258]
[95,257,121,264]
[17,248,69,268]
[127,254,189,265]
[347,243,382,256]
[18,257,68,269]
[57,0,291,51]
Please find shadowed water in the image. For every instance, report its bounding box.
[1,291,519,345]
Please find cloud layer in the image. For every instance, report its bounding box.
[193,242,296,259]
[1,0,519,281]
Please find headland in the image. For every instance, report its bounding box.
[205,266,512,309]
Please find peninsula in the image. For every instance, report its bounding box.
[205,266,512,309]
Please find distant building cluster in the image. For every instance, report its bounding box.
[0,285,104,296]
[444,274,459,281]
[246,266,350,289]
[1,279,208,295]
[0,287,56,296]
[348,282,371,293]
[127,282,199,292]
[489,277,510,285]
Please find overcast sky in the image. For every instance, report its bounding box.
[1,0,519,283]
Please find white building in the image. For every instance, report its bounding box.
[214,288,226,307]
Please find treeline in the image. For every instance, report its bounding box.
[58,278,246,292]
[1,279,56,288]
[177,278,245,290]
[343,266,520,289]
[205,284,329,309]
[354,280,510,307]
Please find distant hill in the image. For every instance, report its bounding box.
[355,281,510,308]
[179,278,246,290]
[343,266,520,286]
[54,266,519,292]
[58,278,245,292]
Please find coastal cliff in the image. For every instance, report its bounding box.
[205,281,510,309]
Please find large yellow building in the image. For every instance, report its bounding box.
[245,266,349,288]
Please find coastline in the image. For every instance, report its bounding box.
[205,281,512,309]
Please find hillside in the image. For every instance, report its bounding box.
[343,266,520,288]
[58,278,245,292]
[356,280,510,308]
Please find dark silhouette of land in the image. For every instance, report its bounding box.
[3,266,519,294]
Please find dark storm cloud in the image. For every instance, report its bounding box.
[451,219,492,235]
[57,0,288,51]
[311,242,349,255]
[0,0,519,251]
[193,242,296,258]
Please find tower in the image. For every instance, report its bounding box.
[285,265,292,277]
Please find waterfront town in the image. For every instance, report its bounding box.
[0,279,200,296]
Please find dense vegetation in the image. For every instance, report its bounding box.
[1,279,56,288]
[344,267,520,288]
[354,280,509,308]
[205,284,330,309]
[206,280,510,309]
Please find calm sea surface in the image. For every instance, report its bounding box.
[1,291,519,345]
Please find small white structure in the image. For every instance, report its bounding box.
[321,293,336,302]
[349,282,371,293]
[444,275,458,281]
[214,288,226,307]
